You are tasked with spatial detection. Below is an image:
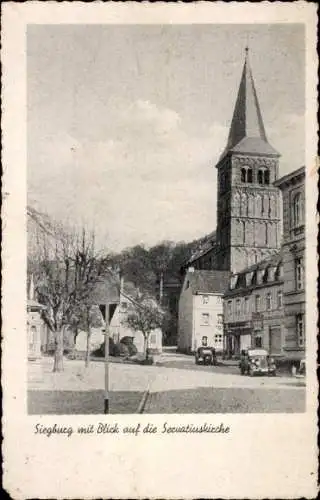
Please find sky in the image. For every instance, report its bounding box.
[27,24,305,252]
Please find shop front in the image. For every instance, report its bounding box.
[225,322,252,358]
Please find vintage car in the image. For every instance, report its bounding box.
[297,359,306,377]
[239,348,276,376]
[195,346,217,366]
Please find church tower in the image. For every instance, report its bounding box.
[215,48,281,273]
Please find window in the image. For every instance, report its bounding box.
[264,170,270,185]
[202,295,209,304]
[255,295,261,312]
[202,336,208,346]
[295,258,304,290]
[235,299,241,317]
[227,300,232,316]
[296,314,304,347]
[266,293,272,311]
[215,334,223,343]
[247,168,253,183]
[217,314,223,329]
[293,192,303,227]
[201,313,210,325]
[277,290,283,308]
[255,336,262,348]
[244,297,249,315]
[258,169,263,185]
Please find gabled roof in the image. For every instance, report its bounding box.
[187,231,217,264]
[185,270,230,295]
[274,166,305,188]
[219,48,279,161]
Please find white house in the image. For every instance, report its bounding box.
[77,277,163,355]
[109,290,163,354]
[178,269,230,353]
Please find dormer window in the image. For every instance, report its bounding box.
[230,274,238,289]
[268,267,276,282]
[257,269,265,284]
[245,271,254,287]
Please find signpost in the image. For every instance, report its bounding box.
[104,304,109,414]
[99,304,110,414]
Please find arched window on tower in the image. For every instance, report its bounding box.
[247,168,253,183]
[258,170,264,185]
[241,168,247,183]
[264,169,270,185]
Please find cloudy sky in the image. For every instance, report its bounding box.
[27,24,305,252]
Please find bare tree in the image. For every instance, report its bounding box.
[69,303,104,367]
[29,211,110,372]
[122,292,165,360]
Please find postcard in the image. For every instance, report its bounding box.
[2,2,318,498]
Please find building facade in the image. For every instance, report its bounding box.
[275,167,305,361]
[223,253,284,357]
[178,269,229,353]
[224,166,305,362]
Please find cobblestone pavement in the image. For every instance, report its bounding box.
[142,386,305,413]
[28,390,143,414]
[28,354,305,414]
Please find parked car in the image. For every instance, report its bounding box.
[195,346,217,366]
[239,348,276,376]
[297,359,306,377]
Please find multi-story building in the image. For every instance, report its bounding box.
[274,167,305,361]
[224,166,305,362]
[223,252,284,357]
[178,269,229,353]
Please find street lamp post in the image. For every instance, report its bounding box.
[104,303,109,414]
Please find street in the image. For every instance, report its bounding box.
[28,349,305,414]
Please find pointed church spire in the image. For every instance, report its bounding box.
[220,48,279,159]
